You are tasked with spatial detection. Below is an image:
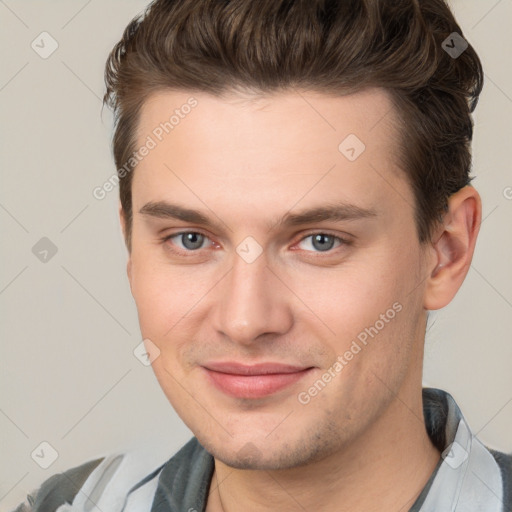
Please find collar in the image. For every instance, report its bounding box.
[414,388,504,511]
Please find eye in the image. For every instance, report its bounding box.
[297,233,346,253]
[165,231,211,251]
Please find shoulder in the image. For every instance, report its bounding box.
[12,456,105,512]
[490,448,512,473]
[489,448,512,508]
[11,445,173,512]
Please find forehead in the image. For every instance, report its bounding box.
[136,87,399,157]
[131,88,410,226]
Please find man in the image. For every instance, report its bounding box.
[13,0,511,511]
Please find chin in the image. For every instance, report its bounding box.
[198,433,330,471]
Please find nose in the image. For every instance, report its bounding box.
[211,248,293,346]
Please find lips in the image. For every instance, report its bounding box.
[202,361,314,399]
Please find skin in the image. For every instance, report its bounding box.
[121,88,481,511]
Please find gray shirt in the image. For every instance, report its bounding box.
[13,388,512,511]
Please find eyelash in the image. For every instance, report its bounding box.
[160,230,351,257]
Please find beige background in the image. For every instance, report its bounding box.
[1,0,511,509]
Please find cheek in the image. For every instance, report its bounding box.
[129,253,214,354]
[293,242,422,374]
[296,256,406,333]
[130,255,182,336]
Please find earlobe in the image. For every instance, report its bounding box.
[423,186,481,311]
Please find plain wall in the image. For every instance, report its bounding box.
[1,0,511,509]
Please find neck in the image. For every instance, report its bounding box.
[206,388,440,512]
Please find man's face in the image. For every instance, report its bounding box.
[127,88,432,469]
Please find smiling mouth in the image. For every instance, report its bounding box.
[201,362,315,399]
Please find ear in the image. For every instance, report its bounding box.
[423,186,481,311]
[119,203,132,283]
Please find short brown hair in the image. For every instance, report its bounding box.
[104,0,483,251]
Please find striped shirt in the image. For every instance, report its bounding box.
[13,388,512,512]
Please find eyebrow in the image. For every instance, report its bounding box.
[139,200,377,232]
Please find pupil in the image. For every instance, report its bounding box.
[313,234,334,252]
